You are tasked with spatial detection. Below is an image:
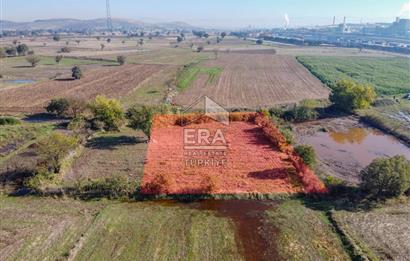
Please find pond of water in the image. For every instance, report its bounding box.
[5,79,36,84]
[300,126,409,169]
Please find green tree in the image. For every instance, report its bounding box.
[360,156,410,199]
[36,132,78,173]
[330,79,376,112]
[26,55,41,67]
[126,105,154,139]
[117,55,126,65]
[16,44,29,56]
[55,55,63,64]
[126,104,170,139]
[295,145,317,167]
[45,98,70,116]
[5,46,17,56]
[53,35,61,41]
[256,39,263,45]
[89,96,125,131]
[177,36,183,43]
[72,66,82,80]
[221,32,227,38]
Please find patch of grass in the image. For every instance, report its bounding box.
[332,200,410,260]
[297,56,410,96]
[357,100,410,145]
[177,64,222,91]
[265,200,350,260]
[0,117,21,125]
[0,195,104,261]
[74,202,242,261]
[0,121,55,157]
[121,66,178,107]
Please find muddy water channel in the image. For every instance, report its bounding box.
[160,199,280,261]
[294,116,410,184]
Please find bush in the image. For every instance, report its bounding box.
[284,105,318,122]
[60,47,71,53]
[53,35,61,41]
[5,46,17,56]
[74,176,136,199]
[197,46,204,52]
[126,105,154,138]
[279,127,294,144]
[45,98,70,117]
[55,55,63,64]
[36,132,79,174]
[269,107,285,118]
[256,39,263,45]
[360,156,410,199]
[24,168,55,193]
[26,55,41,67]
[330,79,376,112]
[295,145,317,167]
[0,117,21,125]
[117,55,126,65]
[126,104,170,139]
[89,96,125,131]
[71,66,82,79]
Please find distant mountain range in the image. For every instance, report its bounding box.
[0,18,200,31]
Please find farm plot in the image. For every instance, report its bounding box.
[0,195,104,261]
[332,201,410,260]
[64,128,147,185]
[174,53,329,109]
[142,113,325,195]
[0,196,349,261]
[297,56,410,95]
[0,64,166,113]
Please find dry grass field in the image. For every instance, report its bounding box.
[174,52,330,109]
[333,201,410,260]
[64,128,147,185]
[0,64,166,113]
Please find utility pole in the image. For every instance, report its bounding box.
[106,0,113,32]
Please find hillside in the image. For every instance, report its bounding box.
[0,18,198,31]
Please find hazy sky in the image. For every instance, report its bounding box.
[1,0,409,28]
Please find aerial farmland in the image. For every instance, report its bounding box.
[1,1,410,260]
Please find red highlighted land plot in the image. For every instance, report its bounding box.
[141,113,326,195]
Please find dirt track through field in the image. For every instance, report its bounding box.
[0,64,166,112]
[174,53,329,109]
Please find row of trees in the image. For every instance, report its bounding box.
[0,43,32,57]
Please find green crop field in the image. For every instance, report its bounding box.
[176,64,222,91]
[297,56,410,95]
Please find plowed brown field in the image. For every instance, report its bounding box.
[0,64,166,112]
[174,53,329,109]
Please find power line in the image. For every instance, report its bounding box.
[106,0,113,32]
